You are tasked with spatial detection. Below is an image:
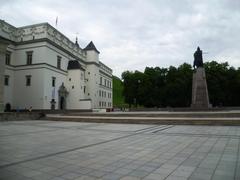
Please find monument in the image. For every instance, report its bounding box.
[191,47,211,108]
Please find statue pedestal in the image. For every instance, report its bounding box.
[191,67,211,108]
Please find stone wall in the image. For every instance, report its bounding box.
[0,112,44,121]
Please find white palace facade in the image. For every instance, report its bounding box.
[0,20,113,111]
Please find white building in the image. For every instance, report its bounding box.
[0,20,113,111]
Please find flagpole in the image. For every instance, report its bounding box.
[55,16,58,28]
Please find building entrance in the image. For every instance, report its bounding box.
[58,83,68,110]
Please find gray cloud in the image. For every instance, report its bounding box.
[1,0,240,77]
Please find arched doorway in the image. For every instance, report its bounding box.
[5,103,11,112]
[58,83,68,110]
[60,96,65,110]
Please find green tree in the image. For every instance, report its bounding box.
[121,61,240,108]
[112,76,126,107]
[205,61,240,106]
[164,64,192,107]
[121,71,135,107]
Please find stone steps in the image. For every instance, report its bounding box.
[45,112,240,126]
[59,111,240,118]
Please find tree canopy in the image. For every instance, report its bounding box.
[121,61,240,108]
[112,76,126,107]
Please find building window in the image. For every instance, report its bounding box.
[5,52,11,65]
[26,75,31,86]
[104,79,106,86]
[100,77,102,85]
[99,101,101,107]
[52,77,56,87]
[4,75,9,86]
[110,82,111,88]
[26,51,33,65]
[57,56,62,69]
[99,90,101,97]
[84,86,86,93]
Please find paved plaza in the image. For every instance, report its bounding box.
[0,120,240,180]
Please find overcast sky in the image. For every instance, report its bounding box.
[1,0,240,77]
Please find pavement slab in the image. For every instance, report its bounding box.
[0,120,240,180]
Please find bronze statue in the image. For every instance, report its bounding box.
[193,47,203,69]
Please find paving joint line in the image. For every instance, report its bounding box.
[187,136,224,179]
[134,125,164,133]
[20,123,166,135]
[234,131,240,179]
[163,135,217,180]
[1,122,103,132]
[135,125,169,133]
[151,125,175,133]
[157,132,240,139]
[210,137,230,180]
[0,125,161,169]
[0,128,60,137]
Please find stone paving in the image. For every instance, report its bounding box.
[0,120,240,180]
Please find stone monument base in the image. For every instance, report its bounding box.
[191,67,211,108]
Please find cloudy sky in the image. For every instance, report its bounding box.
[1,0,240,77]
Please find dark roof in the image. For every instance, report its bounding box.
[84,41,100,53]
[67,60,85,70]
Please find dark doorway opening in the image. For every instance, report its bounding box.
[60,96,65,110]
[5,103,11,112]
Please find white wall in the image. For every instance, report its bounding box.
[85,64,100,108]
[44,43,71,70]
[1,21,113,110]
[66,69,91,109]
[13,68,44,110]
[43,68,67,109]
[98,72,113,108]
[3,43,113,110]
[10,42,70,71]
[3,68,14,108]
[13,42,46,66]
[86,50,99,63]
